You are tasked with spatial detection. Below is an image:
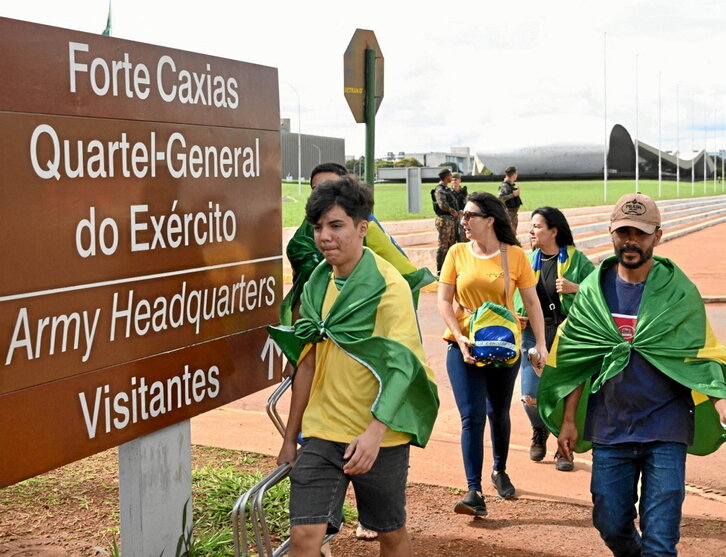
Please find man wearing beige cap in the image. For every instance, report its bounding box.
[538,193,726,556]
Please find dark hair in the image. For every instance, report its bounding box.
[531,206,575,247]
[305,175,373,225]
[505,165,517,176]
[466,192,521,246]
[310,162,348,186]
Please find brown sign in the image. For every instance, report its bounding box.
[0,112,280,295]
[0,18,283,487]
[0,326,280,487]
[343,29,384,123]
[0,18,279,130]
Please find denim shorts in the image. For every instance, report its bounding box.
[289,437,410,534]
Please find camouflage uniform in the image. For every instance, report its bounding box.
[451,185,468,242]
[498,179,522,234]
[433,183,459,274]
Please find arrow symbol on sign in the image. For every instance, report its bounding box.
[261,336,283,380]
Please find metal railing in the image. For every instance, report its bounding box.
[231,376,335,556]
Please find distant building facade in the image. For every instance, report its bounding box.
[280,118,345,180]
[395,147,473,174]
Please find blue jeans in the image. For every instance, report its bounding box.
[446,342,519,491]
[519,326,544,428]
[520,324,558,429]
[591,442,687,557]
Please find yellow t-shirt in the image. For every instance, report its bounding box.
[439,241,536,342]
[301,259,429,447]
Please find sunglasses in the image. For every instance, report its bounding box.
[461,211,488,221]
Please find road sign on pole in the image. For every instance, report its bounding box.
[344,29,384,124]
[344,29,383,187]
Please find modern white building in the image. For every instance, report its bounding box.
[474,124,717,178]
[394,147,473,174]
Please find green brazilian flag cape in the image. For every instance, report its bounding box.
[280,220,323,326]
[269,248,440,448]
[513,245,596,317]
[279,217,436,326]
[539,255,726,456]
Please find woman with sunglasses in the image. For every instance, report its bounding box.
[515,206,595,471]
[437,192,548,517]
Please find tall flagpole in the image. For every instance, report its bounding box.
[713,109,718,192]
[704,106,708,194]
[287,83,302,195]
[635,54,639,192]
[691,98,695,195]
[603,32,608,203]
[658,72,662,198]
[676,84,680,196]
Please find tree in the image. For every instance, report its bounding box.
[346,157,365,177]
[376,159,395,168]
[394,157,423,168]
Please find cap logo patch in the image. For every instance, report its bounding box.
[622,199,646,216]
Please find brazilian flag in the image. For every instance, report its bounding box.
[102,1,112,36]
[270,248,439,448]
[539,256,726,456]
[513,245,596,317]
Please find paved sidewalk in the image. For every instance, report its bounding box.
[191,221,726,520]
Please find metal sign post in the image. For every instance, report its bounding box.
[344,29,384,190]
[365,48,377,186]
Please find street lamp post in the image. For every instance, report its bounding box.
[311,144,321,166]
[287,83,302,195]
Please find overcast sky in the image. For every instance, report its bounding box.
[4,0,725,158]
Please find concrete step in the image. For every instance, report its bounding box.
[586,214,726,263]
[387,195,726,250]
[281,195,726,282]
[400,196,726,274]
[567,205,726,251]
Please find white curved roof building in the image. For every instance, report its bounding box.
[474,124,715,178]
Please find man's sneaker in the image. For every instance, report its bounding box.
[454,490,488,516]
[554,451,574,472]
[529,427,549,461]
[490,471,515,499]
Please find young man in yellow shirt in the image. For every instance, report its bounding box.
[275,176,439,557]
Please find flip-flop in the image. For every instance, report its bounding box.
[355,522,379,541]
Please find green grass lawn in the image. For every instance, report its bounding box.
[281,179,725,227]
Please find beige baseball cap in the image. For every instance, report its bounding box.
[610,193,661,234]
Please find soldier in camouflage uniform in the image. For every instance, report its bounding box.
[432,168,459,275]
[498,165,522,234]
[451,172,468,242]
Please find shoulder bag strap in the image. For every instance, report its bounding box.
[460,244,512,315]
[500,243,511,309]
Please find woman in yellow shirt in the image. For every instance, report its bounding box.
[437,192,547,517]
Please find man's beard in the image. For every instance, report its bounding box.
[616,245,652,269]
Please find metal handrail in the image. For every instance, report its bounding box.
[232,374,295,557]
[266,376,292,437]
[232,453,293,556]
[232,366,338,556]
